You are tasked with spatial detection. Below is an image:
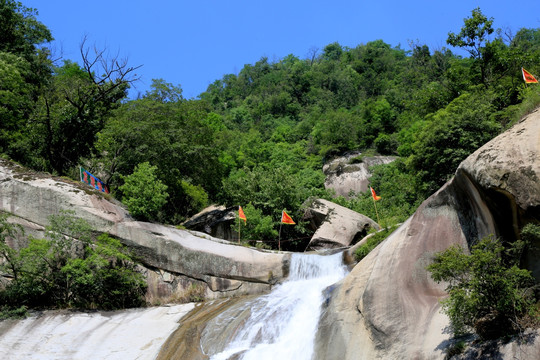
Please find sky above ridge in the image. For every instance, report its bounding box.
[22,0,540,99]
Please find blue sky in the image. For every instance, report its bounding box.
[23,1,540,99]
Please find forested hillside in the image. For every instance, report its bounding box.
[2,1,540,250]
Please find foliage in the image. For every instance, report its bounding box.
[0,0,52,156]
[409,90,500,195]
[427,235,538,340]
[2,3,540,248]
[96,82,220,222]
[0,211,146,310]
[233,203,278,244]
[333,159,422,226]
[119,162,168,221]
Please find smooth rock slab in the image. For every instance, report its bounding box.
[0,304,195,360]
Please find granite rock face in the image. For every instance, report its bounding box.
[303,199,380,251]
[315,108,540,360]
[182,205,238,241]
[0,160,289,302]
[323,152,396,199]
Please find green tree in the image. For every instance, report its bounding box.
[233,203,278,245]
[96,85,220,222]
[0,211,146,310]
[119,162,168,221]
[410,90,500,194]
[0,0,52,155]
[447,7,494,86]
[0,212,23,281]
[22,41,138,175]
[427,235,538,340]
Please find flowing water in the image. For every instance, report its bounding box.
[201,252,348,360]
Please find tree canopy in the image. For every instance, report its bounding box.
[1,4,540,251]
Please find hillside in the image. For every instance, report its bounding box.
[2,3,540,252]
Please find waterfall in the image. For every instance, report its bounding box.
[202,252,348,360]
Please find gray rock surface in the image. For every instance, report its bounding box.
[304,199,379,250]
[323,152,396,198]
[182,205,237,241]
[315,109,540,360]
[0,160,289,302]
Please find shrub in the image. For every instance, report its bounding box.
[427,235,539,340]
[119,162,168,221]
[0,211,146,310]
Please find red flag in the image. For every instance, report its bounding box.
[370,187,381,201]
[522,68,538,84]
[281,210,295,225]
[238,206,247,224]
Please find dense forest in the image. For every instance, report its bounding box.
[2,1,540,251]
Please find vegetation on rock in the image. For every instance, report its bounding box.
[427,227,540,340]
[0,211,146,313]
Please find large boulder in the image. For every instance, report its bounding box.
[314,108,540,359]
[304,199,380,250]
[323,152,396,199]
[182,205,237,241]
[0,160,290,302]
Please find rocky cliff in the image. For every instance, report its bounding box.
[314,108,540,359]
[0,160,289,302]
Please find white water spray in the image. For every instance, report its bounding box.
[206,252,348,360]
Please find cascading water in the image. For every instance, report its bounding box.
[202,252,348,360]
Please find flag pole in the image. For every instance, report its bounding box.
[238,217,241,243]
[278,222,282,252]
[372,195,381,226]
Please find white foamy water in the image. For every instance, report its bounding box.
[207,252,348,360]
[0,304,195,360]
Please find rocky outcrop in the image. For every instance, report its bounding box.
[0,160,289,302]
[0,304,196,360]
[303,199,380,251]
[315,108,540,359]
[323,152,396,199]
[182,205,237,241]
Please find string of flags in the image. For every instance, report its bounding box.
[80,167,109,193]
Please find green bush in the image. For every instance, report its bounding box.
[119,162,168,221]
[232,203,278,244]
[0,211,147,310]
[427,234,539,340]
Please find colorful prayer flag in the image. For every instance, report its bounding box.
[80,167,109,194]
[370,187,381,201]
[281,210,295,225]
[522,68,538,84]
[238,206,247,223]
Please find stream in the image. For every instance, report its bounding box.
[200,252,348,360]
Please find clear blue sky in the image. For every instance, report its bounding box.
[23,0,540,99]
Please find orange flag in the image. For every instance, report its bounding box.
[522,68,538,84]
[281,210,295,225]
[370,187,381,201]
[238,206,247,223]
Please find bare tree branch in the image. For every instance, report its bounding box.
[79,36,142,93]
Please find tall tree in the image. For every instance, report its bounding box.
[0,0,52,154]
[447,7,494,86]
[23,39,140,174]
